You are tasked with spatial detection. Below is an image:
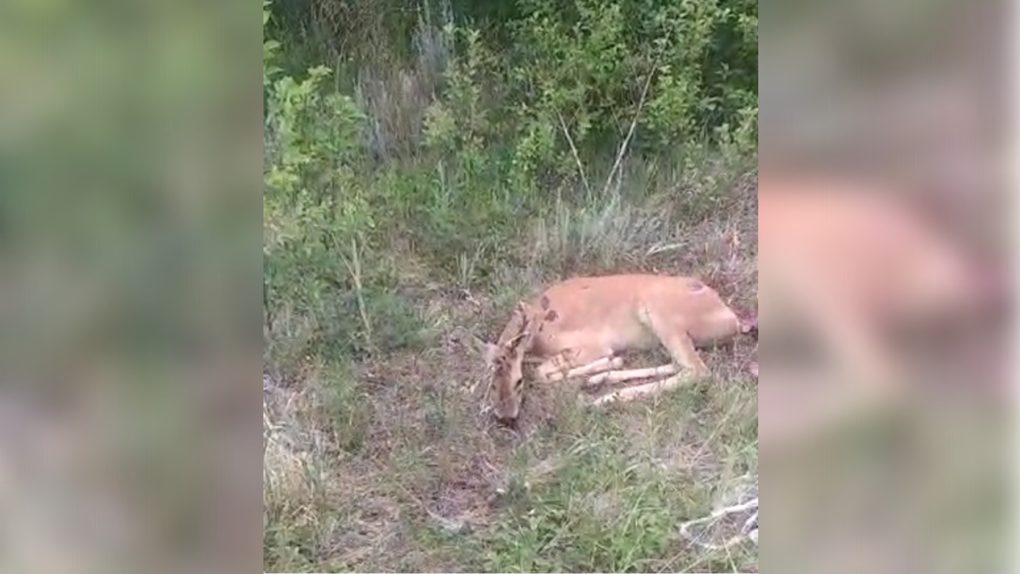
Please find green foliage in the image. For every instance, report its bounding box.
[264,3,380,358]
[263,3,282,88]
[484,445,678,572]
[263,0,757,357]
[422,24,500,179]
[268,0,757,161]
[429,0,757,194]
[263,64,368,301]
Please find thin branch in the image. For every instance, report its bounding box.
[339,234,374,351]
[678,493,758,551]
[601,67,657,197]
[557,111,592,197]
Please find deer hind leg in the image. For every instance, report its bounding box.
[537,354,678,391]
[641,305,710,375]
[567,356,626,381]
[807,300,904,401]
[778,270,904,399]
[591,354,700,406]
[593,308,711,406]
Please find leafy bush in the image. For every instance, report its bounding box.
[262,0,757,358]
[264,1,378,360]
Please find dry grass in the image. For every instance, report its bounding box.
[264,167,759,573]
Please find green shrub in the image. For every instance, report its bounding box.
[263,0,757,358]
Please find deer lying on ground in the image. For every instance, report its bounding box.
[757,171,1005,412]
[478,274,757,425]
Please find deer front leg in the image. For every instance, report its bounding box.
[563,356,626,381]
[533,350,623,382]
[591,369,693,406]
[587,363,678,386]
[588,367,683,406]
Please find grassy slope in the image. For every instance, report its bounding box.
[264,163,759,573]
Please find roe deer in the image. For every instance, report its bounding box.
[479,274,756,424]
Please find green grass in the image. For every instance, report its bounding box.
[263,158,759,572]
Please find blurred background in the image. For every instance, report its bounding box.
[759,0,1015,573]
[0,1,259,573]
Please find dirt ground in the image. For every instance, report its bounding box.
[263,170,760,572]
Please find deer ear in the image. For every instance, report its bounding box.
[471,335,500,365]
[483,341,501,366]
[515,301,537,320]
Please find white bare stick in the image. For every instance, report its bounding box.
[678,496,759,551]
[546,356,624,382]
[587,363,678,386]
[591,371,697,406]
[601,67,656,197]
[557,112,592,197]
